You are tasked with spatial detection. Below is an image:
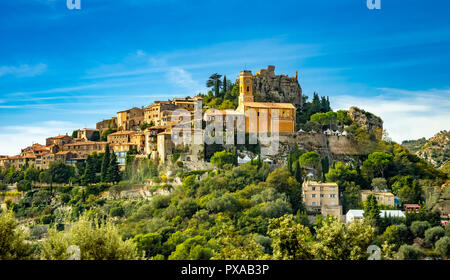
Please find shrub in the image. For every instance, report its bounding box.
[424,226,445,248]
[435,236,450,258]
[410,221,431,238]
[41,215,54,225]
[110,206,125,218]
[397,245,424,260]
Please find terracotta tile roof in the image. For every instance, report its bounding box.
[243,102,296,109]
[108,130,136,136]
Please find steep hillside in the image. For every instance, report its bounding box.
[416,130,450,168]
[401,137,428,154]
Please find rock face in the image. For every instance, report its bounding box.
[348,106,383,139]
[252,65,303,109]
[416,130,450,168]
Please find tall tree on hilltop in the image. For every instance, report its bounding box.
[107,152,121,183]
[101,144,111,182]
[223,75,227,95]
[83,155,97,185]
[206,73,222,98]
[309,92,322,115]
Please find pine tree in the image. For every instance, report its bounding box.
[310,92,322,115]
[107,152,121,183]
[83,155,97,185]
[101,144,110,182]
[364,194,381,227]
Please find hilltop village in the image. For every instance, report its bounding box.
[1,66,450,260]
[0,66,298,171]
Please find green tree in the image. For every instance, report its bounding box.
[168,235,213,260]
[410,221,431,238]
[40,214,138,260]
[83,155,97,185]
[363,194,381,228]
[0,211,33,260]
[371,177,387,191]
[133,232,163,259]
[435,236,450,258]
[424,226,445,248]
[106,152,121,183]
[24,165,40,182]
[210,150,236,169]
[397,244,424,260]
[212,225,270,260]
[206,73,222,98]
[268,214,314,260]
[101,144,111,182]
[71,130,79,138]
[313,217,375,260]
[362,152,393,178]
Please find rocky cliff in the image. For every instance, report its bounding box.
[348,106,383,139]
[251,65,303,109]
[416,130,450,168]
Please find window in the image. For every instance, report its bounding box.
[311,202,317,206]
[330,202,336,206]
[311,187,316,191]
[311,194,316,198]
[329,194,336,198]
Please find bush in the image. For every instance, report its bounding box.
[110,206,125,218]
[41,215,54,225]
[424,226,445,248]
[60,193,71,204]
[410,221,431,238]
[17,180,32,192]
[397,245,424,260]
[435,236,450,258]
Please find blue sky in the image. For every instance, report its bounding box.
[0,0,449,155]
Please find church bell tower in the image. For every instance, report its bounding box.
[238,70,254,108]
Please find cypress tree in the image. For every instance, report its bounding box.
[101,144,110,182]
[223,76,227,95]
[293,160,303,183]
[364,194,381,227]
[107,152,121,183]
[83,155,97,185]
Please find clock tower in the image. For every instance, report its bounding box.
[238,70,254,108]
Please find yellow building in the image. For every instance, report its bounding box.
[236,70,296,134]
[361,190,395,207]
[117,107,145,131]
[302,181,343,218]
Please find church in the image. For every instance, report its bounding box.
[235,69,296,134]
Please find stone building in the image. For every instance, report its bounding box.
[77,128,100,141]
[117,107,145,131]
[361,190,395,207]
[46,134,74,147]
[61,141,108,160]
[302,181,343,218]
[96,117,118,135]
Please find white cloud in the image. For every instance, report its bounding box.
[0,63,47,78]
[166,67,206,94]
[0,121,81,156]
[333,88,450,142]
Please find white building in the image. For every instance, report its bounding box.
[346,209,405,223]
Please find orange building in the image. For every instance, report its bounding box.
[236,70,296,134]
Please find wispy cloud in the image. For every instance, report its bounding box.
[0,63,47,78]
[0,121,81,155]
